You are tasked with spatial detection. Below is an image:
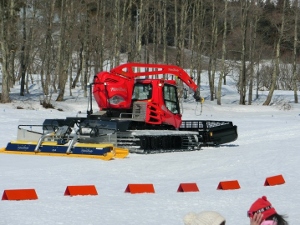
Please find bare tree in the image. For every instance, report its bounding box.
[193,0,207,98]
[1,0,299,105]
[174,0,190,99]
[189,1,197,75]
[38,0,56,98]
[248,0,261,105]
[150,0,166,64]
[0,0,20,103]
[217,0,228,105]
[72,2,95,89]
[0,1,10,103]
[263,0,287,105]
[135,0,144,62]
[56,0,74,101]
[23,0,37,95]
[162,0,167,64]
[82,2,91,98]
[208,0,218,101]
[8,0,18,88]
[19,2,27,96]
[96,0,107,71]
[174,0,178,49]
[110,0,126,67]
[292,0,298,103]
[239,0,249,105]
[175,0,189,67]
[127,0,135,62]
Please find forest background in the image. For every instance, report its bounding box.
[0,0,299,107]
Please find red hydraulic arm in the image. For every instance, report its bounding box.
[110,62,198,92]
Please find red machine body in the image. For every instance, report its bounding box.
[93,63,199,129]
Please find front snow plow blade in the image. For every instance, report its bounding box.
[180,120,238,146]
[114,147,130,158]
[0,119,129,160]
[1,140,123,160]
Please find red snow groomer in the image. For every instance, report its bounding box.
[2,63,238,157]
[90,63,238,153]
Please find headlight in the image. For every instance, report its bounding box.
[108,95,125,105]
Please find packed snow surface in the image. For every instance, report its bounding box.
[0,79,299,225]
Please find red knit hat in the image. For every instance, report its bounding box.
[248,196,277,220]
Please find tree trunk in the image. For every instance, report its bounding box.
[175,0,188,98]
[0,0,18,103]
[174,0,178,48]
[263,0,286,105]
[239,0,249,105]
[190,3,196,79]
[82,3,91,98]
[152,2,158,63]
[24,0,36,95]
[162,0,167,64]
[45,1,56,96]
[194,0,206,97]
[98,0,106,70]
[20,3,27,96]
[127,0,134,63]
[208,0,217,101]
[119,1,127,64]
[256,59,260,99]
[136,0,144,63]
[144,4,150,64]
[56,0,67,101]
[175,0,188,68]
[248,1,259,105]
[217,0,228,105]
[56,0,72,101]
[72,45,83,89]
[111,0,120,68]
[292,0,298,103]
[8,0,17,88]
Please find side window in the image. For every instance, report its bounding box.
[132,83,152,100]
[163,85,179,114]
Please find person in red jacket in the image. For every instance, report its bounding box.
[247,196,288,225]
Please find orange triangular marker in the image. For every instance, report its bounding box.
[177,183,199,192]
[217,180,240,190]
[64,185,98,196]
[2,189,38,201]
[264,175,285,186]
[125,184,155,194]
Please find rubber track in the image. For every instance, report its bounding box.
[116,131,200,154]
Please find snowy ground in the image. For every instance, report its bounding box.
[0,75,299,225]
